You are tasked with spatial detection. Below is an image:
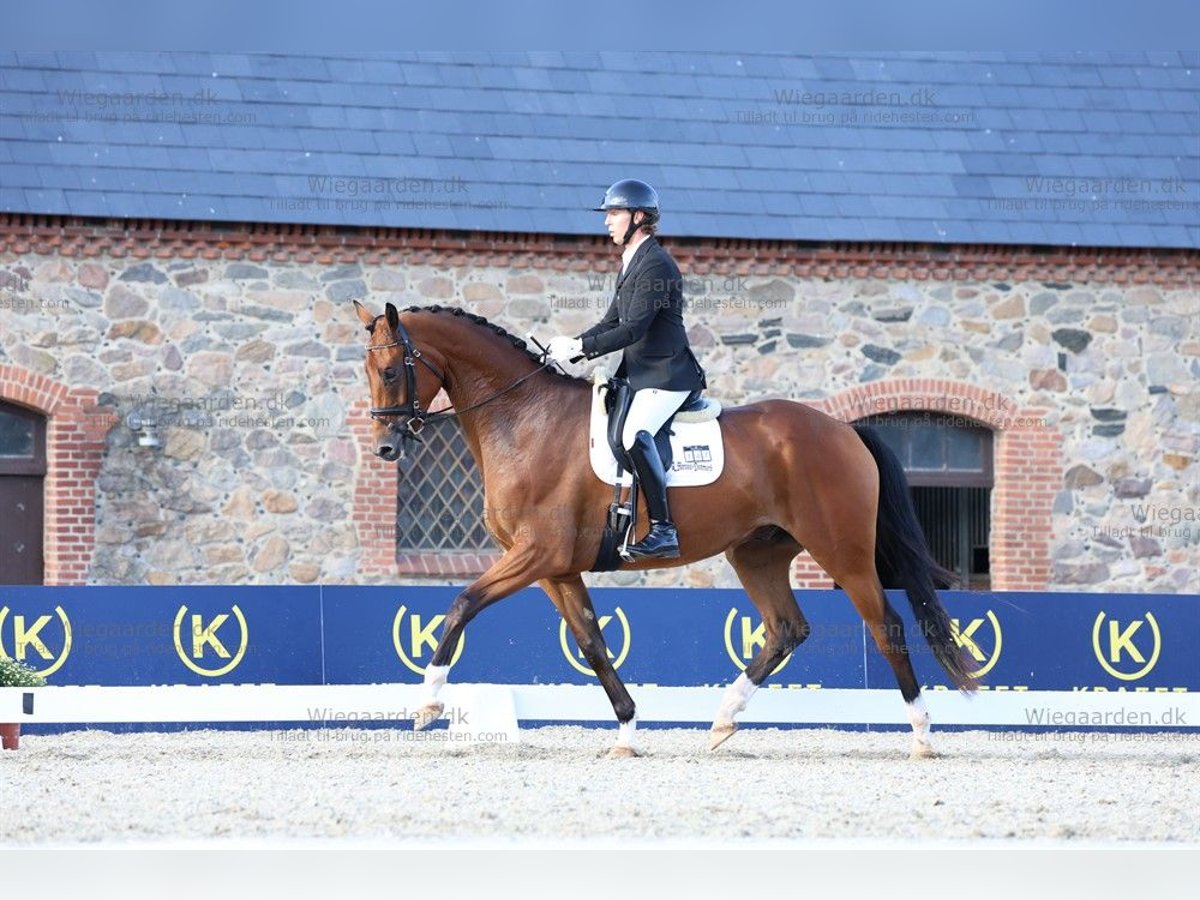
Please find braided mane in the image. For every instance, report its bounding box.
[403,304,582,382]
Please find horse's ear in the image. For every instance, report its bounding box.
[385,302,400,332]
[353,299,375,328]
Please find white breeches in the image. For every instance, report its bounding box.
[621,388,691,449]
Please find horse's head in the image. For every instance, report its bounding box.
[353,300,448,461]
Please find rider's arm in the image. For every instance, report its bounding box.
[578,293,620,343]
[578,261,669,358]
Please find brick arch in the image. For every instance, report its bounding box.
[0,365,119,584]
[789,378,1060,591]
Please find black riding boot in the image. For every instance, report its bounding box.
[624,430,680,560]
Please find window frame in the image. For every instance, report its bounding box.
[861,412,993,488]
[0,402,48,477]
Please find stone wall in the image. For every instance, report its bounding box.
[0,224,1196,592]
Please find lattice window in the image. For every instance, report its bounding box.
[396,418,491,552]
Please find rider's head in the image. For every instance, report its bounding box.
[594,179,659,246]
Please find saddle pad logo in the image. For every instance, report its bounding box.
[674,444,713,472]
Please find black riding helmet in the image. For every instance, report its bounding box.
[594,179,659,245]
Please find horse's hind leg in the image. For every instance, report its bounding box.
[835,568,936,759]
[541,575,640,758]
[712,529,809,751]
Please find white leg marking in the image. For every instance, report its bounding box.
[907,694,930,736]
[616,716,638,749]
[422,664,449,705]
[715,672,758,726]
[907,695,935,756]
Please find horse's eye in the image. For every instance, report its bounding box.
[383,367,398,382]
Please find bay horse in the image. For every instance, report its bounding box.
[353,300,976,758]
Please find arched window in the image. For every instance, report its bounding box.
[0,401,47,584]
[860,412,994,590]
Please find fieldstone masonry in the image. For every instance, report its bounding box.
[0,228,1196,593]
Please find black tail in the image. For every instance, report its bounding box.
[853,425,978,692]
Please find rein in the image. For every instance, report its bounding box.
[367,319,551,448]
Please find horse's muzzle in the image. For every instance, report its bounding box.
[375,419,424,461]
[375,440,402,462]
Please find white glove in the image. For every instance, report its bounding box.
[546,336,583,363]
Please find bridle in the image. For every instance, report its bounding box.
[366,317,444,445]
[366,317,551,453]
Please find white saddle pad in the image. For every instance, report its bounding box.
[587,372,725,487]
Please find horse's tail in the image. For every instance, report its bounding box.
[853,424,978,693]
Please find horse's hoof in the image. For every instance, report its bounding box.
[412,702,444,731]
[709,722,737,751]
[910,740,939,760]
[607,744,641,759]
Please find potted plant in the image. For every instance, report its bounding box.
[0,656,46,750]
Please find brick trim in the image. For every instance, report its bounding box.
[348,398,402,579]
[2,214,1197,286]
[395,552,500,578]
[795,379,1061,591]
[0,365,118,584]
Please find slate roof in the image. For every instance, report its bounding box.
[1,51,1197,248]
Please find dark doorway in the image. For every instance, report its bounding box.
[0,402,46,585]
[860,412,994,590]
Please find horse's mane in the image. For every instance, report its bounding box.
[403,304,583,382]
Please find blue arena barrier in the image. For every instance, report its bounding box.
[0,585,1195,693]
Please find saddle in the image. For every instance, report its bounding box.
[589,370,724,571]
[589,369,724,488]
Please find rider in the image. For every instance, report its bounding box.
[545,179,706,560]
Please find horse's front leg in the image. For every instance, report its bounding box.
[413,544,545,730]
[541,575,640,758]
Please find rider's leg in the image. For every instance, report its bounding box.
[621,388,689,560]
